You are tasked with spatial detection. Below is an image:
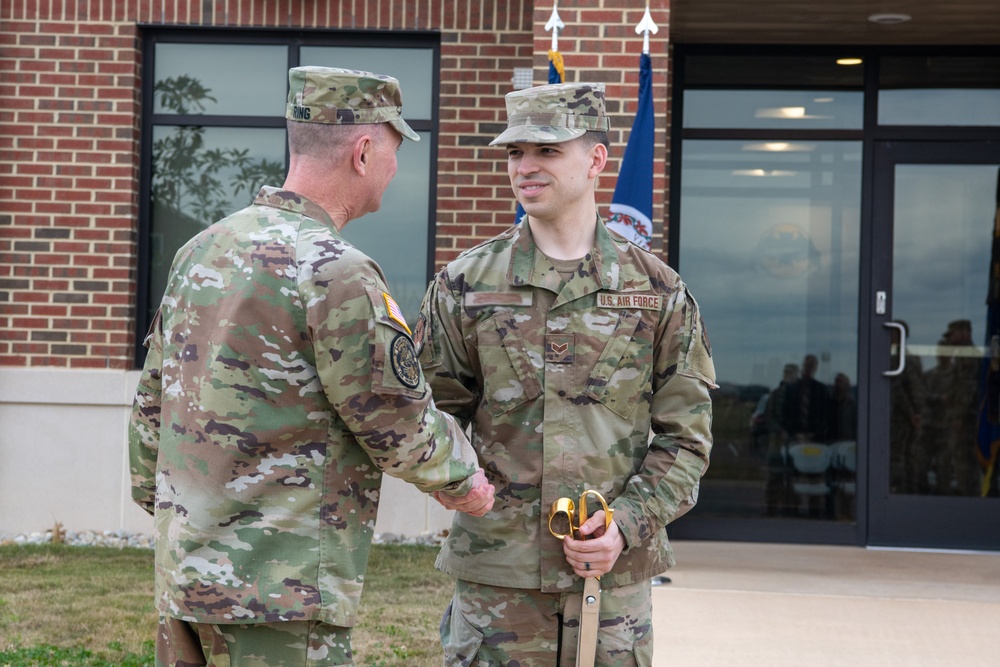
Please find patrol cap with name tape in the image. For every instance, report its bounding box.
[490,81,610,146]
[286,66,419,142]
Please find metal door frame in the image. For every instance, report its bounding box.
[867,140,1000,550]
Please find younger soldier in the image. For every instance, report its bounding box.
[129,66,494,667]
[419,82,716,665]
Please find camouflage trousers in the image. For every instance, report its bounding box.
[156,615,353,667]
[440,579,653,667]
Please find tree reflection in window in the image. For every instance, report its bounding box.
[152,75,285,224]
[148,76,286,312]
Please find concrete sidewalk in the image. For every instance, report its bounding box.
[651,541,1000,666]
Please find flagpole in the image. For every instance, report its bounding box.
[545,2,565,53]
[606,2,658,251]
[636,1,659,55]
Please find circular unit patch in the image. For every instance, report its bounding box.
[390,334,421,389]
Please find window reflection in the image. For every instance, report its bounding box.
[149,126,286,319]
[154,43,287,116]
[879,56,1000,127]
[889,165,1000,496]
[679,140,862,520]
[683,90,863,130]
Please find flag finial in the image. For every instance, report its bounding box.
[545,3,565,53]
[635,3,659,55]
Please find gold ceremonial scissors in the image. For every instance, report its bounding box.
[548,489,614,543]
[549,489,613,667]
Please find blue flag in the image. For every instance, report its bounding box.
[607,52,654,250]
[515,50,567,225]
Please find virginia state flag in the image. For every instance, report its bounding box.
[606,52,654,250]
[515,50,567,225]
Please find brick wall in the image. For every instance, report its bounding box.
[0,0,670,368]
[1,5,143,368]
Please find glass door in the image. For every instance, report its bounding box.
[869,142,1000,550]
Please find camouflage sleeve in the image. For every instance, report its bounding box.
[612,284,716,550]
[416,270,481,428]
[303,251,479,497]
[128,309,163,515]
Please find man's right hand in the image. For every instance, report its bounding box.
[433,468,495,516]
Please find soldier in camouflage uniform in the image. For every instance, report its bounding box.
[129,66,494,667]
[417,82,716,666]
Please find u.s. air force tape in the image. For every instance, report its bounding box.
[390,334,421,389]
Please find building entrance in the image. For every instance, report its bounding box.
[868,142,1000,550]
[669,48,1000,549]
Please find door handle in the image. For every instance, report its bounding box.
[883,321,906,377]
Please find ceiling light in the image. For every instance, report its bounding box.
[836,58,863,66]
[742,142,816,152]
[755,106,806,119]
[732,169,798,177]
[868,13,911,24]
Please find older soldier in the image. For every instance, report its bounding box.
[417,82,716,666]
[129,66,494,667]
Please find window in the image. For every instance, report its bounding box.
[674,50,864,525]
[137,30,438,362]
[878,56,1000,126]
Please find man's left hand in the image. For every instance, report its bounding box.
[562,510,626,578]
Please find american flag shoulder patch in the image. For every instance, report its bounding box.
[382,291,412,335]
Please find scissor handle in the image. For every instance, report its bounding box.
[548,496,578,540]
[579,490,614,537]
[548,490,614,541]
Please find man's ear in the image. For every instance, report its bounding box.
[588,142,609,178]
[353,134,373,175]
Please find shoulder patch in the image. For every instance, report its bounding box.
[382,291,411,335]
[390,334,421,389]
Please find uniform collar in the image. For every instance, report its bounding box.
[254,186,339,231]
[506,216,631,305]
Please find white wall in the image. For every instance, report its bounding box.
[0,368,451,538]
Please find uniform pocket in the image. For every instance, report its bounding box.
[475,313,543,416]
[440,599,484,667]
[584,309,651,419]
[594,623,654,667]
[632,626,654,667]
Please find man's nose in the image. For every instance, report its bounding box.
[516,153,539,175]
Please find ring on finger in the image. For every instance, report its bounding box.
[584,562,591,571]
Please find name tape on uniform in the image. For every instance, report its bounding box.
[597,293,662,311]
[464,292,533,307]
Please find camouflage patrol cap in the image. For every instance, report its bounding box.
[489,82,610,146]
[286,66,419,142]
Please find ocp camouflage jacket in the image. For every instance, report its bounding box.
[129,186,479,626]
[417,218,716,592]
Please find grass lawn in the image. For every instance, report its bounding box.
[0,543,452,667]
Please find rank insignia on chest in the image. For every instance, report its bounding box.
[597,292,662,310]
[545,334,575,364]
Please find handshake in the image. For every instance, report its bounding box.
[433,468,495,516]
